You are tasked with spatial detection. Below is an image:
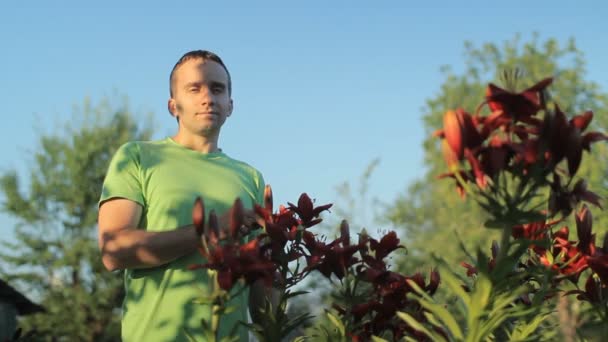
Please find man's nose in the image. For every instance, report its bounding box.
[199,88,216,105]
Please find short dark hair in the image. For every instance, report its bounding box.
[169,50,232,97]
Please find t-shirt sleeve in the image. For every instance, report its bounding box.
[99,142,145,207]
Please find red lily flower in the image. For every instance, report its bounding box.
[587,255,608,286]
[303,235,362,280]
[190,238,277,291]
[565,274,603,303]
[543,106,606,176]
[461,241,499,277]
[572,179,603,209]
[512,218,561,254]
[582,131,608,151]
[287,193,332,227]
[549,176,603,217]
[370,231,404,261]
[485,77,552,121]
[478,136,512,179]
[464,149,488,189]
[539,227,588,281]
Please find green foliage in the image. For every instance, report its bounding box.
[0,97,153,340]
[401,252,557,342]
[244,290,314,342]
[387,33,608,271]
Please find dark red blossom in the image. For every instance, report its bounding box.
[539,226,588,282]
[485,77,552,121]
[587,255,608,285]
[566,274,603,303]
[461,241,499,277]
[370,231,404,261]
[190,238,277,290]
[287,193,332,227]
[303,232,363,280]
[549,176,603,217]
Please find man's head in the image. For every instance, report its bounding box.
[168,50,233,137]
[169,50,232,97]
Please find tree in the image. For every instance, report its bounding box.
[0,98,154,340]
[387,34,608,272]
[380,34,608,341]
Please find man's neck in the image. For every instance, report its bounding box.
[172,132,220,153]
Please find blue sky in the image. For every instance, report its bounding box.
[0,1,607,243]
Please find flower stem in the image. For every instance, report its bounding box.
[497,224,512,263]
[211,304,220,342]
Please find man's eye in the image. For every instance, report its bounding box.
[212,87,224,93]
[189,87,199,92]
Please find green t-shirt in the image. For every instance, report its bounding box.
[99,137,265,342]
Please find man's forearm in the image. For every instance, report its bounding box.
[101,225,200,271]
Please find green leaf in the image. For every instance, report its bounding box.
[183,328,199,342]
[371,336,389,342]
[223,305,236,315]
[469,274,491,315]
[439,268,470,308]
[509,312,550,340]
[397,312,446,342]
[192,296,216,305]
[282,313,315,337]
[406,279,463,340]
[325,310,345,337]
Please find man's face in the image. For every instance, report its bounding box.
[169,59,233,137]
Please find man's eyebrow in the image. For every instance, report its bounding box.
[183,81,226,89]
[184,81,202,88]
[209,81,226,89]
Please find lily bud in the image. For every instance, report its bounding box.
[230,198,244,239]
[443,109,465,159]
[208,209,219,245]
[566,126,583,176]
[264,184,273,213]
[427,268,440,295]
[192,197,205,236]
[441,139,459,169]
[340,220,350,246]
[576,205,593,254]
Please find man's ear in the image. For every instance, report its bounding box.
[227,99,234,117]
[168,98,177,117]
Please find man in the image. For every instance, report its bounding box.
[98,50,267,341]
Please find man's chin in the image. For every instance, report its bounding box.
[197,126,220,137]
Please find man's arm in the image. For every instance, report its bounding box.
[97,198,200,272]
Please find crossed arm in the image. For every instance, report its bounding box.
[97,197,276,322]
[97,198,200,271]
